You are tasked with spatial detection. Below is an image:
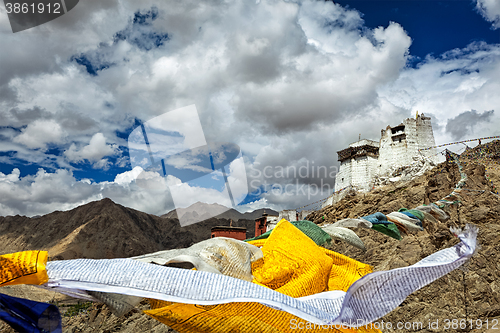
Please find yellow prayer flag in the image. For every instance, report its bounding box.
[145,221,379,333]
[0,251,49,286]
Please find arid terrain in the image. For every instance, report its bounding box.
[1,141,499,332]
[308,141,500,332]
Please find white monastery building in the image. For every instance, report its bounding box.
[334,113,439,192]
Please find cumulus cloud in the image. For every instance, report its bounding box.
[379,42,500,146]
[64,133,119,169]
[0,167,174,217]
[13,119,66,149]
[3,0,411,144]
[237,197,272,213]
[0,165,271,217]
[476,0,500,29]
[0,168,20,182]
[1,0,500,215]
[0,168,100,216]
[232,2,411,133]
[114,166,143,185]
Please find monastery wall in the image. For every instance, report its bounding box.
[333,114,439,198]
[416,116,440,163]
[279,210,297,222]
[335,160,352,191]
[334,139,379,191]
[350,155,379,191]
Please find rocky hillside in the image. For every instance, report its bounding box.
[1,141,499,333]
[307,140,500,332]
[0,199,260,333]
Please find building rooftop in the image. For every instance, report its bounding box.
[348,139,380,148]
[337,141,380,162]
[211,226,247,231]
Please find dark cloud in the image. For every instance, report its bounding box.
[59,110,98,132]
[0,107,52,128]
[445,109,494,140]
[5,0,499,215]
[70,7,169,76]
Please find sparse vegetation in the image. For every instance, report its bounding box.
[62,302,93,317]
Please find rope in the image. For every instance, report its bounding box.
[292,186,356,211]
[293,196,330,211]
[419,135,500,151]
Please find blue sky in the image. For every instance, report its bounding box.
[0,0,499,216]
[334,0,499,62]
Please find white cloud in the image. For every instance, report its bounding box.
[379,42,500,144]
[0,167,175,217]
[229,1,411,134]
[0,165,257,217]
[3,0,412,149]
[226,155,248,203]
[476,0,500,29]
[236,198,274,213]
[164,155,249,210]
[0,168,100,216]
[168,181,233,209]
[64,133,119,169]
[0,168,20,183]
[114,166,144,185]
[92,158,113,170]
[0,164,243,217]
[13,120,66,149]
[1,0,499,215]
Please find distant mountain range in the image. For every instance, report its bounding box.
[161,202,278,225]
[0,199,277,260]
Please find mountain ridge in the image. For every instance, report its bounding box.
[1,141,499,332]
[160,201,278,223]
[0,198,261,260]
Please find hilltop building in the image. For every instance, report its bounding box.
[211,226,247,241]
[256,210,313,233]
[334,113,439,193]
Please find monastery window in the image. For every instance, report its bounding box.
[391,125,405,134]
[392,134,406,142]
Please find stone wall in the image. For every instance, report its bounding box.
[321,186,357,209]
[378,118,422,175]
[335,160,352,191]
[271,210,312,228]
[335,139,379,191]
[416,115,440,163]
[350,155,378,191]
[279,210,297,222]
